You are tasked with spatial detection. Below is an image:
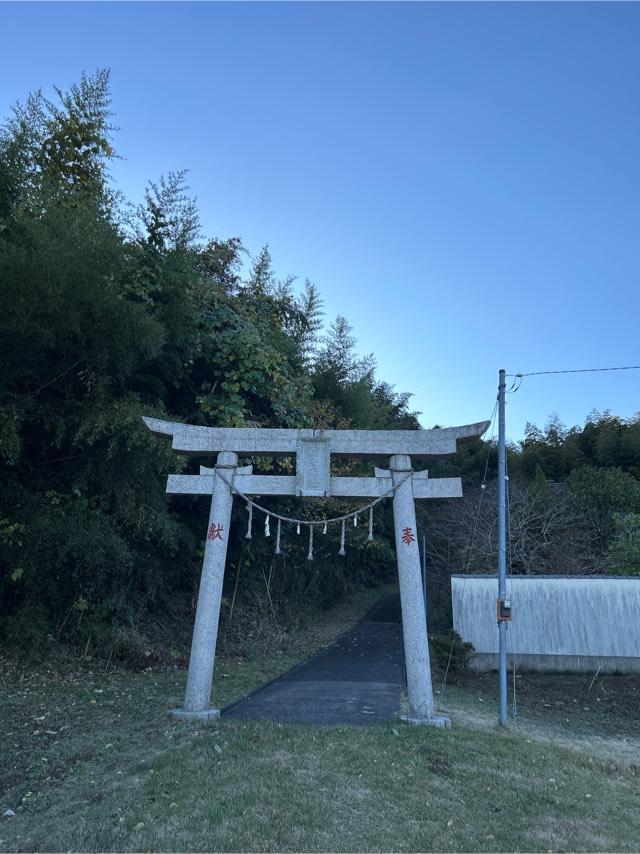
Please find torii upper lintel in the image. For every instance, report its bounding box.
[142,417,490,458]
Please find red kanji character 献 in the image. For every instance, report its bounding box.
[207,523,224,541]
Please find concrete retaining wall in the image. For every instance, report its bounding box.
[451,575,640,672]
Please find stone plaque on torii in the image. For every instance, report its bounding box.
[144,417,489,726]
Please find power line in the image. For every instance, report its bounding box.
[509,364,640,378]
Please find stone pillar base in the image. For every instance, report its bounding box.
[169,707,220,724]
[400,714,451,729]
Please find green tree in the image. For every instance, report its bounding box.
[0,72,192,652]
[568,466,640,553]
[1,68,116,214]
[0,68,447,661]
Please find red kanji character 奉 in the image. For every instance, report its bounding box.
[207,523,224,541]
[401,526,415,545]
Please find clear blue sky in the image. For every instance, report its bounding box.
[2,1,639,440]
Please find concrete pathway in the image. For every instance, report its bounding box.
[224,592,404,726]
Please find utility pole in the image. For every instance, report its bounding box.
[497,369,508,726]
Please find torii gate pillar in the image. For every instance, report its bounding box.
[172,451,241,722]
[391,455,447,727]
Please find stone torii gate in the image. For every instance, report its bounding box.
[144,417,489,726]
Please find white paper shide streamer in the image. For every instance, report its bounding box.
[275,518,282,555]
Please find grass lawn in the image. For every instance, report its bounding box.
[1,586,639,853]
[435,666,640,765]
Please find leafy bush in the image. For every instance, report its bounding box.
[429,630,474,672]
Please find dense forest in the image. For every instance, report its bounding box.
[1,71,638,662]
